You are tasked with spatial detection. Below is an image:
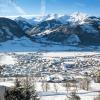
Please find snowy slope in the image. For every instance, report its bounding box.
[24,13,100,45]
[0,37,100,52]
[0,37,35,52]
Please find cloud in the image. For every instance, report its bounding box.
[0,0,27,16]
[12,2,27,15]
[41,0,46,15]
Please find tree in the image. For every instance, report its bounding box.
[53,83,58,93]
[94,70,100,83]
[5,76,39,100]
[41,81,45,92]
[65,82,71,94]
[44,82,50,92]
[0,65,5,76]
[80,78,90,91]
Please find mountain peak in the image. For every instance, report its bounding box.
[71,12,88,24]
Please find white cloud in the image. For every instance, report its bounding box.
[0,0,27,16]
[12,2,27,15]
[41,0,46,16]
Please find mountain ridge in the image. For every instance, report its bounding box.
[0,13,100,50]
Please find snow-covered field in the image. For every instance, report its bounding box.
[0,37,100,52]
[42,51,100,57]
[0,80,99,100]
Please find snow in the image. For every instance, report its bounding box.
[81,24,99,33]
[15,16,38,25]
[36,29,53,36]
[0,74,99,100]
[67,34,80,45]
[15,14,61,25]
[42,52,100,58]
[14,12,88,25]
[0,37,35,52]
[90,81,100,91]
[0,36,100,52]
[39,14,58,21]
[35,81,100,100]
[0,55,16,65]
[0,82,15,87]
[71,12,88,24]
[15,16,27,21]
[58,15,71,23]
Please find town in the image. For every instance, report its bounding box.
[0,52,100,100]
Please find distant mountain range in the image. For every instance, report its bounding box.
[0,12,100,51]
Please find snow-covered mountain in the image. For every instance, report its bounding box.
[0,12,100,51]
[24,13,100,45]
[14,12,88,33]
[15,12,88,25]
[0,17,24,42]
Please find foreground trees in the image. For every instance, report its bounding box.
[4,77,40,100]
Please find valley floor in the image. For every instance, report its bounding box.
[0,37,100,52]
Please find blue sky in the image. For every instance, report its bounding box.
[0,0,100,16]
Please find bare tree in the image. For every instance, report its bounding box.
[53,83,58,93]
[66,82,71,94]
[44,82,50,92]
[41,81,45,92]
[80,78,90,91]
